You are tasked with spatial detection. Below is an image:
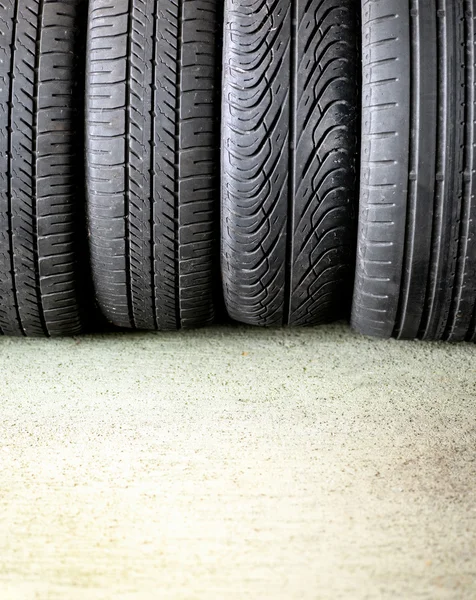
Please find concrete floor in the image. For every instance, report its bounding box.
[0,323,475,599]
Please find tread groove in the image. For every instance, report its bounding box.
[125,0,135,328]
[149,0,159,331]
[284,0,297,326]
[33,0,49,337]
[174,0,183,328]
[7,0,25,336]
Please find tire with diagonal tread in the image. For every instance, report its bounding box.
[221,0,359,327]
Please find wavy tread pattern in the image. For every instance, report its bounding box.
[86,0,218,330]
[0,0,85,337]
[221,0,359,327]
[353,0,476,342]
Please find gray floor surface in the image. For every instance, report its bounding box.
[0,323,475,599]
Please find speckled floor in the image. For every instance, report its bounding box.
[0,323,475,599]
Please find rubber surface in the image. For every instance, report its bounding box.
[221,0,359,327]
[353,0,476,341]
[0,0,86,337]
[86,0,218,330]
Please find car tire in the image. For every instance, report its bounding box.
[353,0,476,342]
[221,0,359,327]
[0,0,87,336]
[86,0,219,330]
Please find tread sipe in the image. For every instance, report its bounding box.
[353,0,476,341]
[0,0,86,337]
[86,0,219,330]
[221,0,359,327]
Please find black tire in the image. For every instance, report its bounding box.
[0,0,86,337]
[353,0,476,342]
[221,0,359,327]
[86,0,219,330]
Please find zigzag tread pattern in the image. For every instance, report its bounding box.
[221,0,358,327]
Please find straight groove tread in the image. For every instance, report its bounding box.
[0,0,86,337]
[353,0,476,342]
[86,0,218,330]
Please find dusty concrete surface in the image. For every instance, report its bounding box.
[0,323,475,599]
